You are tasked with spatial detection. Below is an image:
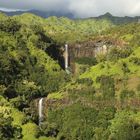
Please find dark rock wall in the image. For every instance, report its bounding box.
[66,38,126,73]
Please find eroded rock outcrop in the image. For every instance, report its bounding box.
[66,37,127,72]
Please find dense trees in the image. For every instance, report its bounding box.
[96,75,115,99]
[0,12,140,140]
[0,14,66,101]
[0,13,67,139]
[109,111,140,140]
[75,57,97,66]
[0,113,22,139]
[0,17,21,34]
[107,47,132,61]
[40,104,117,140]
[0,96,22,139]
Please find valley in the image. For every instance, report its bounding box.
[0,12,140,140]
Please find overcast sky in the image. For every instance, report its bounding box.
[0,0,140,17]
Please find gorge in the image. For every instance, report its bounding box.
[1,11,140,140]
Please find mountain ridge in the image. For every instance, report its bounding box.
[0,9,75,19]
[93,12,140,24]
[1,9,140,25]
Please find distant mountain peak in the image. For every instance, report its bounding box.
[104,12,112,17]
[99,12,113,18]
[95,12,140,25]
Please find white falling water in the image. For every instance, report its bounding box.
[39,98,43,126]
[65,44,68,70]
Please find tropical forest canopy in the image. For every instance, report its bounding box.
[0,12,140,140]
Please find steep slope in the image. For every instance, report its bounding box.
[0,13,68,139]
[38,22,140,140]
[0,13,140,140]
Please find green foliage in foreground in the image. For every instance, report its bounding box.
[42,102,140,140]
[43,104,115,140]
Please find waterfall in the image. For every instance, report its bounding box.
[65,44,68,70]
[39,98,43,126]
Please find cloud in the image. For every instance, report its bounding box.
[0,0,140,17]
[68,0,140,17]
[0,0,69,11]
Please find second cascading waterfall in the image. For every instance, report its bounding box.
[38,44,69,126]
[39,98,44,126]
[65,44,68,70]
[38,44,68,127]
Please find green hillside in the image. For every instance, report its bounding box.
[43,22,140,140]
[0,13,140,140]
[0,13,67,139]
[12,13,113,43]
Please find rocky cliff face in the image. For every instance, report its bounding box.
[30,95,71,124]
[67,37,126,72]
[45,37,126,72]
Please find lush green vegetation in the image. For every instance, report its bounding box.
[75,57,97,66]
[0,12,140,140]
[0,13,67,139]
[13,13,113,44]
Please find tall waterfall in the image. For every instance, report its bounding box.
[65,44,68,70]
[39,98,43,126]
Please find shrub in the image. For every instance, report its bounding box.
[96,75,115,99]
[0,18,21,34]
[75,57,97,66]
[129,57,140,65]
[108,47,132,61]
[0,109,22,139]
[137,84,140,92]
[76,78,93,86]
[120,89,135,100]
[122,62,130,73]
